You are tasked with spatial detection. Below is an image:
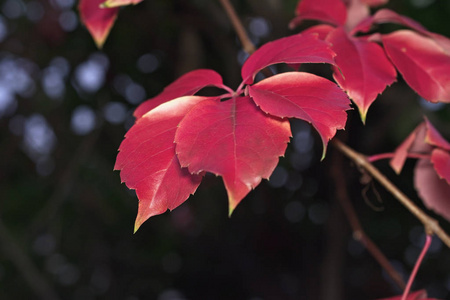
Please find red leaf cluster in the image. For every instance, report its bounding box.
[390,118,450,222]
[290,0,450,122]
[115,34,351,230]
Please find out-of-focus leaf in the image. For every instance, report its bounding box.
[415,157,450,222]
[424,118,450,150]
[241,33,336,84]
[134,69,224,119]
[115,96,209,231]
[376,289,434,300]
[431,149,450,184]
[79,0,119,48]
[327,27,396,122]
[360,0,388,7]
[174,96,291,214]
[382,30,450,103]
[289,0,347,29]
[248,72,350,159]
[101,0,143,8]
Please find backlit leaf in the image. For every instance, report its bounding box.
[248,72,350,159]
[134,69,224,119]
[326,28,396,122]
[101,0,143,8]
[241,33,336,84]
[115,96,209,231]
[382,30,450,103]
[79,0,119,48]
[174,96,291,214]
[289,0,347,29]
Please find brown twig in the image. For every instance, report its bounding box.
[330,149,406,290]
[218,0,256,55]
[332,139,450,248]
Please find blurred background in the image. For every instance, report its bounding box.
[1,0,450,299]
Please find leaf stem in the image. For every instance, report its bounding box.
[332,139,450,249]
[218,0,256,55]
[368,152,431,163]
[401,235,432,300]
[330,149,406,290]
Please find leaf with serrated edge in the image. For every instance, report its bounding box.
[327,28,397,122]
[289,0,347,29]
[248,72,350,159]
[174,96,291,215]
[134,69,224,119]
[101,0,143,8]
[115,96,211,231]
[241,33,336,84]
[79,0,119,48]
[382,30,450,103]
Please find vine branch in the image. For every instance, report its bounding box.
[332,139,450,248]
[219,0,256,54]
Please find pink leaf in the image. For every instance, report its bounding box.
[345,0,371,31]
[431,149,450,185]
[115,96,209,231]
[248,72,350,159]
[101,0,143,8]
[300,24,335,40]
[382,30,450,103]
[289,0,347,29]
[424,118,450,151]
[174,96,291,214]
[79,0,119,48]
[134,69,224,119]
[241,33,336,84]
[327,28,397,122]
[415,158,450,222]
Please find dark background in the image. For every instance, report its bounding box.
[1,0,450,299]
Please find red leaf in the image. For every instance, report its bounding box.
[415,157,450,222]
[241,33,336,84]
[327,28,397,122]
[424,118,450,151]
[115,96,209,231]
[382,30,450,103]
[101,0,143,8]
[431,149,450,185]
[248,72,350,158]
[289,0,347,29]
[79,0,119,48]
[345,0,371,30]
[134,69,224,119]
[174,96,291,214]
[301,24,335,40]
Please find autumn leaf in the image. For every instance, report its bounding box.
[248,72,350,158]
[289,0,347,29]
[174,96,291,215]
[241,33,336,84]
[326,27,396,122]
[134,69,225,119]
[115,96,210,231]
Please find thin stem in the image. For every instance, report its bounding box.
[368,152,431,163]
[219,0,256,55]
[331,150,406,290]
[332,139,450,249]
[401,235,432,300]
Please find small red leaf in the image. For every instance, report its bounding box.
[174,96,291,214]
[241,33,336,84]
[79,0,119,48]
[248,72,350,158]
[327,28,397,122]
[382,30,450,103]
[134,69,224,119]
[431,148,450,185]
[101,0,143,8]
[289,0,347,29]
[115,96,209,231]
[415,158,450,222]
[424,118,450,151]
